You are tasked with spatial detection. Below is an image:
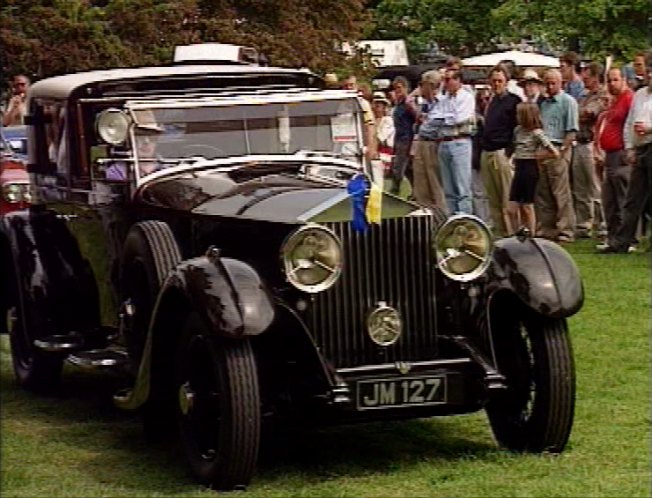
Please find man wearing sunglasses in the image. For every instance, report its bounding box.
[2,74,30,126]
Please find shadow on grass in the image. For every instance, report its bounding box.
[257,418,496,485]
[1,363,496,493]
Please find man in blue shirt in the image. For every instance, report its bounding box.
[537,68,579,242]
[436,69,476,214]
[560,51,585,101]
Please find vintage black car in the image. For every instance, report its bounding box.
[0,46,583,491]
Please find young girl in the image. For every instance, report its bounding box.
[509,102,559,234]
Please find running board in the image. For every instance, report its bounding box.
[66,349,130,370]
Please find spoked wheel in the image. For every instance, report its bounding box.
[486,313,575,453]
[7,275,63,392]
[176,312,260,490]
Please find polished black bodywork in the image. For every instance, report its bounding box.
[0,60,584,487]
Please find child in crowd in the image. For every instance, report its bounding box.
[509,103,559,234]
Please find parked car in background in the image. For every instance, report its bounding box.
[0,125,30,215]
[0,44,583,491]
[1,125,28,162]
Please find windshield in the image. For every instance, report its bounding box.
[130,98,363,178]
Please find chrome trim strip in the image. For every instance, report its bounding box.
[297,191,351,222]
[136,154,362,187]
[337,358,472,375]
[125,90,359,110]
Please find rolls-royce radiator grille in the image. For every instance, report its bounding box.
[309,215,438,368]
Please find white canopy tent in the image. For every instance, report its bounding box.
[462,50,559,67]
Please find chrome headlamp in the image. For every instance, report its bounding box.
[96,108,130,145]
[281,224,343,293]
[2,183,23,203]
[433,214,493,282]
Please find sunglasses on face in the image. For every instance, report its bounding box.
[138,134,158,144]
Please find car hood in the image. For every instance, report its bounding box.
[137,162,421,224]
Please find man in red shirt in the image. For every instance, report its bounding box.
[598,68,634,251]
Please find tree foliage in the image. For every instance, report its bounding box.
[1,0,369,85]
[371,0,651,62]
[489,0,651,59]
[2,0,648,90]
[370,0,502,57]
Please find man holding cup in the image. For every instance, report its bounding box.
[601,51,652,253]
[2,75,30,126]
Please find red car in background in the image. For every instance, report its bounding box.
[1,126,31,215]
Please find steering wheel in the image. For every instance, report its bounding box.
[180,144,226,158]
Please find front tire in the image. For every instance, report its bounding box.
[176,312,261,490]
[486,313,575,453]
[120,221,181,439]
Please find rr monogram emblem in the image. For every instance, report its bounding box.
[367,302,402,346]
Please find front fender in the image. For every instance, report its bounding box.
[114,253,275,410]
[161,254,275,337]
[486,236,583,318]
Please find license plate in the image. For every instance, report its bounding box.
[356,375,446,410]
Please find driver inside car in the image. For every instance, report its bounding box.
[105,110,165,180]
[134,127,162,176]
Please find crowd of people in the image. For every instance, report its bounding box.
[332,50,652,253]
[4,53,651,254]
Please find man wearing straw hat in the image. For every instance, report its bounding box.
[519,68,545,105]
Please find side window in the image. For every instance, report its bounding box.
[30,99,71,202]
[68,103,91,190]
[48,104,70,176]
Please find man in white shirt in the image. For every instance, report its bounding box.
[436,68,476,213]
[604,50,652,253]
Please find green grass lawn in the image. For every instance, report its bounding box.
[1,239,649,497]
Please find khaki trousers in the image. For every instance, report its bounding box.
[536,147,576,240]
[571,142,597,233]
[480,149,513,237]
[412,140,447,212]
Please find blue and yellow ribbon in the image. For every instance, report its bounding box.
[347,174,382,233]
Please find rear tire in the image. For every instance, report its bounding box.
[176,311,260,490]
[7,265,63,392]
[486,313,575,453]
